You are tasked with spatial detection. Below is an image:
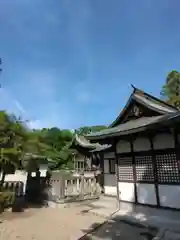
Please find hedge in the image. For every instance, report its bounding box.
[0,191,15,211]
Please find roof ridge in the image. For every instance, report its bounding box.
[133,87,177,110]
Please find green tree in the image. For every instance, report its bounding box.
[161,70,180,109]
[0,111,25,187]
[0,103,108,175]
[76,125,107,135]
[28,128,74,170]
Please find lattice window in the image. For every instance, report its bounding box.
[118,157,134,181]
[135,155,154,182]
[156,153,180,183]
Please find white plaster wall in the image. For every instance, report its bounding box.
[159,185,180,209]
[116,140,131,153]
[136,183,157,205]
[118,182,135,202]
[104,159,109,173]
[104,152,115,159]
[104,174,117,196]
[153,133,175,150]
[133,138,151,152]
[2,170,28,193]
[40,165,48,177]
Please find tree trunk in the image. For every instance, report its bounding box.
[0,171,6,189]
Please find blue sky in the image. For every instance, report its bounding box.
[0,0,180,129]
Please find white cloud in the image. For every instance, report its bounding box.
[28,120,42,129]
[2,69,76,129]
[0,88,25,116]
[14,100,26,115]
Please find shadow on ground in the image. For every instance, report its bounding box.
[0,208,37,221]
[79,215,157,240]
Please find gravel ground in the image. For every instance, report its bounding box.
[0,205,106,240]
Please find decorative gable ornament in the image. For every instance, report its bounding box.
[133,105,140,116]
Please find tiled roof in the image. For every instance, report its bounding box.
[134,92,176,114]
[75,134,111,152]
[110,86,177,127]
[87,112,180,140]
[75,134,96,149]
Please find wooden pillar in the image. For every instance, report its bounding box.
[173,128,180,177]
[99,152,104,191]
[83,155,87,172]
[113,138,120,209]
[80,173,84,200]
[150,135,160,207]
[60,176,65,199]
[99,152,104,171]
[130,137,138,204]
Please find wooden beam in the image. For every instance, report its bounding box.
[173,128,180,178]
[149,136,160,207]
[99,152,104,191]
[113,138,120,208]
[130,137,138,204]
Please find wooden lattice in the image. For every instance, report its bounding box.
[135,155,154,182]
[118,157,134,181]
[156,153,180,183]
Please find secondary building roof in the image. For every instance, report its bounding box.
[74,134,111,152]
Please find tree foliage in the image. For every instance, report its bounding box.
[76,125,107,135]
[0,108,108,181]
[0,111,26,186]
[0,111,76,183]
[161,70,180,109]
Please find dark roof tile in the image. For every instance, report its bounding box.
[87,112,180,140]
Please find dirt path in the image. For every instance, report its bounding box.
[0,205,105,240]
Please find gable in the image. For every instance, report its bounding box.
[118,99,163,123]
[110,86,177,127]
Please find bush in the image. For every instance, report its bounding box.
[0,191,15,210]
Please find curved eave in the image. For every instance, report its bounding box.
[90,144,112,152]
[75,134,112,152]
[74,134,96,149]
[87,112,180,140]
